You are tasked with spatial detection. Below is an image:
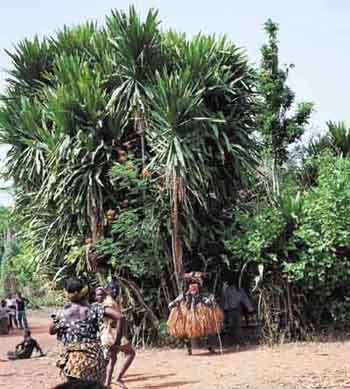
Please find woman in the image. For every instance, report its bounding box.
[167,272,224,355]
[49,277,123,386]
[95,287,106,305]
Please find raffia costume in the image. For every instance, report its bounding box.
[167,272,224,339]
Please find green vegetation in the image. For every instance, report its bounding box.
[258,19,313,195]
[0,9,349,344]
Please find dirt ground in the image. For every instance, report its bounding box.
[1,313,350,389]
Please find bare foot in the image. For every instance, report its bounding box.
[115,380,127,389]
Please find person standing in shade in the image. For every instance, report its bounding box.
[16,292,29,329]
[221,275,254,343]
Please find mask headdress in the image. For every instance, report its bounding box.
[183,271,205,287]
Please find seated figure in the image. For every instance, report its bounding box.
[7,330,44,360]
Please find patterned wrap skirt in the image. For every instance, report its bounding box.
[167,301,224,339]
[57,341,106,384]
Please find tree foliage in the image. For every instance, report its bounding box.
[0,7,258,338]
[4,10,350,343]
[258,19,313,195]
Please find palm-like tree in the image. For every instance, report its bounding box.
[105,7,165,195]
[327,121,350,157]
[295,121,350,189]
[0,7,258,288]
[148,33,257,290]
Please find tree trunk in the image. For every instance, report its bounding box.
[171,175,184,293]
[138,115,147,204]
[272,156,280,196]
[87,206,103,272]
[285,282,295,335]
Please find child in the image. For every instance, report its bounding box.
[97,281,136,389]
[7,330,44,360]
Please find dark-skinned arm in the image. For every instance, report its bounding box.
[34,340,45,356]
[104,307,124,321]
[49,322,58,335]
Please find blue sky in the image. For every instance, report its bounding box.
[1,0,350,205]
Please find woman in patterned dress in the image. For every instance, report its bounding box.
[49,277,123,386]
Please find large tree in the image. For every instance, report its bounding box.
[0,7,258,298]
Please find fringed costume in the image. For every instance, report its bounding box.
[167,272,224,354]
[167,292,224,338]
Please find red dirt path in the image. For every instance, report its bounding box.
[1,313,350,388]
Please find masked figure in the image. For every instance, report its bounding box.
[167,272,224,355]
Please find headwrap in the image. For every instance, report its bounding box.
[95,286,107,296]
[183,271,204,287]
[95,286,106,293]
[66,286,89,302]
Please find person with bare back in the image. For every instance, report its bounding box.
[49,277,123,386]
[96,281,136,389]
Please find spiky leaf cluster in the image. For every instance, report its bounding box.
[0,7,258,273]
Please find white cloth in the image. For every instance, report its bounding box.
[5,299,16,315]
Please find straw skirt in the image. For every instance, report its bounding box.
[167,301,224,339]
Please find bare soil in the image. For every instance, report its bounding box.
[1,312,350,388]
